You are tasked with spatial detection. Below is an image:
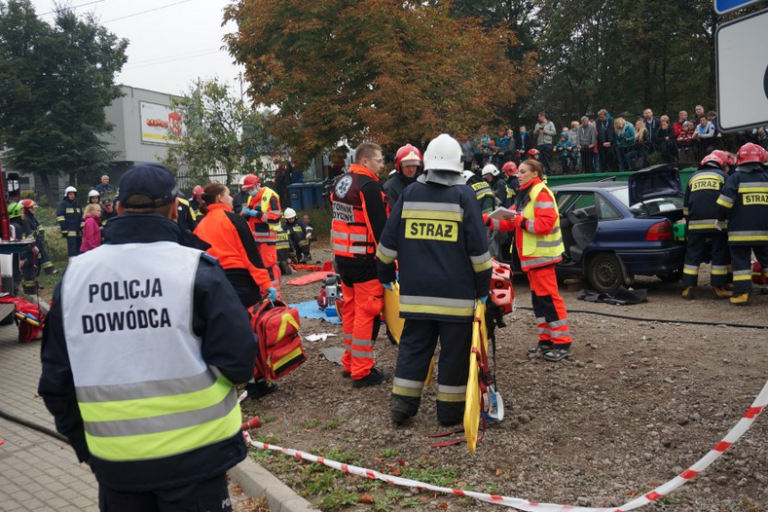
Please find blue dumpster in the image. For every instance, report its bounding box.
[310,182,325,208]
[299,184,315,210]
[287,183,305,210]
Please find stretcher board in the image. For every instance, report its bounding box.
[464,301,486,454]
[287,271,328,286]
[384,282,435,386]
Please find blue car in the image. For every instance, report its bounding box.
[545,164,687,293]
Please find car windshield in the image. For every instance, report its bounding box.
[609,187,684,217]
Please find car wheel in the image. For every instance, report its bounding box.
[587,253,624,294]
[657,270,682,283]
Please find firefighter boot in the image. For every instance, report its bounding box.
[730,292,750,306]
[390,396,413,426]
[713,286,732,299]
[681,286,694,300]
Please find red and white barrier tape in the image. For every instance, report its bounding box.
[244,376,768,512]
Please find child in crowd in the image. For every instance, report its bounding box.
[80,203,102,253]
[554,132,577,174]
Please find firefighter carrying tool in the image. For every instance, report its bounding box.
[377,134,492,427]
[717,142,768,305]
[332,142,391,387]
[241,174,282,293]
[682,150,735,300]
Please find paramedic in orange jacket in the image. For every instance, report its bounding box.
[331,142,391,387]
[194,183,277,308]
[487,159,574,362]
[241,174,282,292]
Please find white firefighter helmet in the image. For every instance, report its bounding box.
[423,134,463,173]
[64,186,77,195]
[482,164,500,178]
[462,170,475,181]
[88,190,100,198]
[284,207,297,220]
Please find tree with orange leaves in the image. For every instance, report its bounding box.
[225,0,536,166]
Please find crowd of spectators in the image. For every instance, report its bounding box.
[462,105,768,175]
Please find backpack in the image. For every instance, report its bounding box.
[250,299,306,381]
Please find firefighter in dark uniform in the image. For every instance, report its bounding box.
[56,186,83,258]
[461,170,496,215]
[377,134,492,426]
[681,150,735,300]
[176,192,198,232]
[502,161,520,208]
[284,207,311,263]
[20,199,57,276]
[383,144,422,211]
[331,142,391,387]
[717,142,768,305]
[39,164,256,511]
[482,164,508,207]
[275,220,293,275]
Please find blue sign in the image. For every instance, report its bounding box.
[715,0,761,14]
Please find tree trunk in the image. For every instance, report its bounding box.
[37,172,56,207]
[68,171,78,187]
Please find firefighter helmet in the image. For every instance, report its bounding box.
[20,199,37,211]
[700,153,725,169]
[737,142,767,164]
[502,161,518,176]
[64,186,77,195]
[284,207,297,220]
[88,190,100,198]
[423,134,463,173]
[709,150,737,167]
[192,185,204,197]
[462,170,475,181]
[526,148,540,159]
[242,174,261,189]
[482,164,500,178]
[395,144,423,173]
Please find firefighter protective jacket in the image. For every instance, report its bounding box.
[465,175,496,215]
[287,219,310,258]
[331,164,387,265]
[247,187,282,245]
[276,224,292,261]
[377,179,492,322]
[56,197,83,237]
[383,173,416,213]
[717,163,768,245]
[38,214,256,492]
[684,164,729,233]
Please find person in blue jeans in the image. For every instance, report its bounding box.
[613,117,635,173]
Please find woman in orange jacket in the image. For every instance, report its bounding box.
[486,160,574,362]
[194,183,277,308]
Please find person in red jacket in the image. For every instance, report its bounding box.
[194,183,276,308]
[80,204,102,253]
[486,159,574,362]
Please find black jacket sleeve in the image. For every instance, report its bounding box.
[226,211,266,270]
[193,257,257,384]
[361,181,388,244]
[38,282,91,462]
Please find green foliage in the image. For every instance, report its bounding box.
[378,448,399,458]
[321,415,346,430]
[400,466,460,487]
[314,488,359,510]
[161,78,277,186]
[301,418,320,429]
[0,0,127,204]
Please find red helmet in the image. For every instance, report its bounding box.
[527,148,540,159]
[395,144,423,174]
[502,161,518,176]
[737,143,767,164]
[710,150,737,167]
[700,153,725,169]
[19,199,37,211]
[242,174,261,188]
[192,185,203,197]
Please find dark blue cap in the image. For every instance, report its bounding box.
[118,164,178,208]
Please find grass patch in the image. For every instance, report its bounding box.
[322,416,346,430]
[400,466,460,487]
[378,447,399,458]
[301,419,320,430]
[259,414,279,425]
[315,488,359,510]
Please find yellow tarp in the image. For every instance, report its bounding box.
[464,301,486,454]
[384,281,435,386]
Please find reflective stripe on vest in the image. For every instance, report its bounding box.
[521,182,564,264]
[61,242,241,462]
[260,188,282,232]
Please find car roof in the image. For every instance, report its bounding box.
[552,181,626,191]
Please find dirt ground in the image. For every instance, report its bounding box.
[241,240,768,512]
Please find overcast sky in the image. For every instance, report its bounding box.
[30,0,244,96]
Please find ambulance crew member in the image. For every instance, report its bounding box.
[39,164,256,512]
[241,174,282,292]
[331,142,390,387]
[487,159,574,362]
[284,207,311,262]
[681,150,735,300]
[502,161,519,207]
[717,142,768,305]
[378,134,491,426]
[57,186,83,258]
[384,144,423,211]
[194,183,276,308]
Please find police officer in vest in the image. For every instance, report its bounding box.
[39,164,257,512]
[331,142,391,387]
[681,150,735,300]
[717,142,768,305]
[377,134,492,426]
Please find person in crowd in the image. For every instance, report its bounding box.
[80,203,102,254]
[19,199,57,276]
[717,143,768,305]
[302,214,315,245]
[284,207,312,263]
[554,132,577,174]
[502,161,519,207]
[175,191,199,233]
[693,115,716,161]
[384,144,423,211]
[675,119,695,162]
[100,198,118,225]
[708,111,721,137]
[613,117,635,173]
[331,142,390,387]
[486,160,573,361]
[56,186,83,259]
[533,112,557,174]
[40,164,256,512]
[499,128,516,164]
[241,174,282,294]
[694,104,706,120]
[596,109,616,172]
[675,111,689,138]
[232,176,249,215]
[94,174,115,198]
[474,126,491,168]
[190,185,204,215]
[656,117,679,163]
[642,108,660,151]
[627,119,650,170]
[87,190,101,205]
[567,121,582,171]
[576,116,598,173]
[377,133,491,427]
[516,125,532,164]
[682,150,735,300]
[458,133,475,171]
